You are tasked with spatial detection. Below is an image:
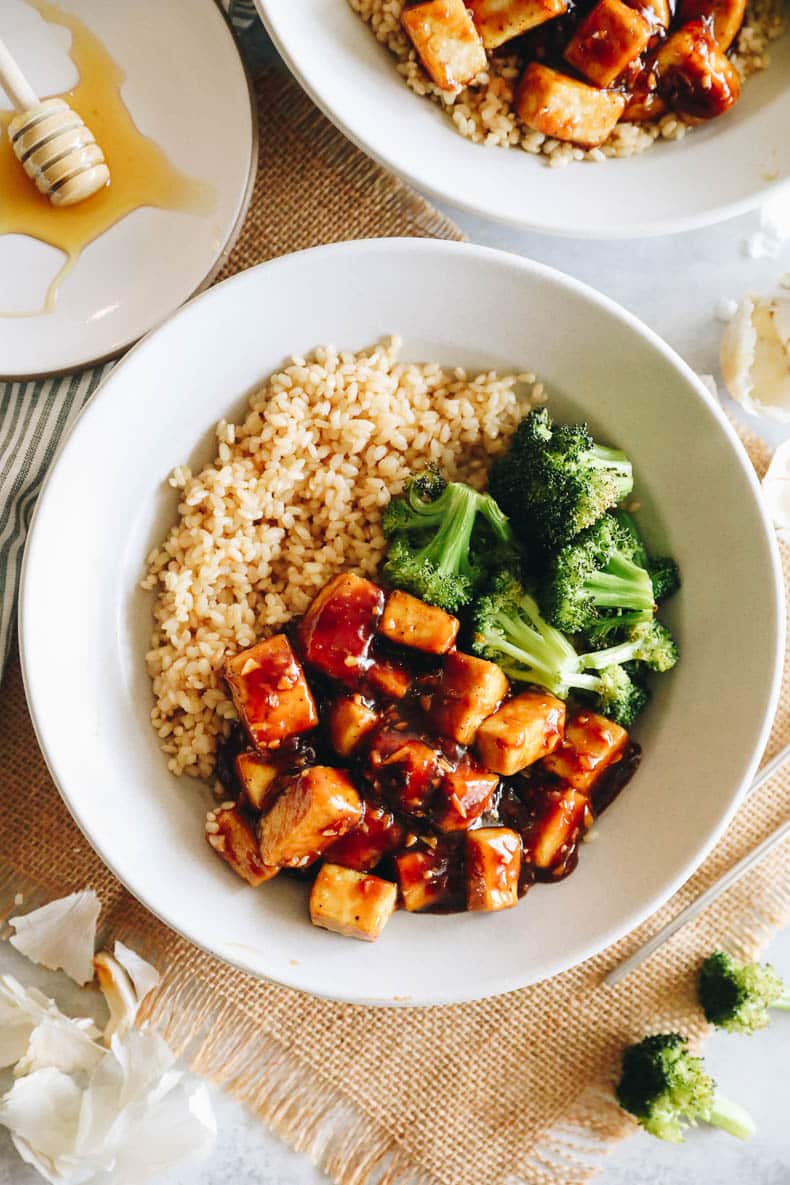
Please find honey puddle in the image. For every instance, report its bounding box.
[0,0,215,316]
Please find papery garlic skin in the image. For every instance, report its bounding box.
[762,438,790,534]
[9,892,101,986]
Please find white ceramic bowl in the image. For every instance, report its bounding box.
[256,1,790,238]
[20,239,784,1004]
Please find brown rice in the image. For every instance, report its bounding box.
[143,338,540,779]
[349,0,786,167]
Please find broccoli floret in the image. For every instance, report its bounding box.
[382,469,517,612]
[471,572,648,727]
[489,408,633,552]
[616,1033,755,1143]
[540,515,656,634]
[699,950,790,1034]
[580,619,679,674]
[649,556,681,603]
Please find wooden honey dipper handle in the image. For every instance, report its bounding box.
[0,34,109,207]
[0,34,40,112]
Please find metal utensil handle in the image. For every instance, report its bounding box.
[604,741,790,987]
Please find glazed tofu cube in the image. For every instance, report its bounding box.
[235,750,282,812]
[565,0,652,88]
[433,761,499,831]
[324,805,406,871]
[466,828,521,911]
[310,864,397,942]
[298,573,384,686]
[395,845,454,911]
[367,730,443,816]
[225,634,318,750]
[677,0,745,50]
[542,710,628,792]
[521,788,590,868]
[401,0,487,92]
[367,658,412,701]
[205,803,278,887]
[475,690,565,776]
[258,766,362,868]
[628,0,671,28]
[469,0,569,48]
[379,589,459,654]
[428,651,509,745]
[328,695,380,758]
[515,63,627,148]
[654,21,741,119]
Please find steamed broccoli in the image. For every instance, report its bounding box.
[615,510,681,603]
[382,469,517,612]
[540,515,656,634]
[616,1033,755,1143]
[471,572,648,727]
[580,619,679,673]
[489,408,633,552]
[699,950,790,1034]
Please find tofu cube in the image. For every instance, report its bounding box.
[379,589,459,654]
[628,0,671,28]
[565,0,652,88]
[310,864,397,942]
[466,828,522,911]
[515,63,627,148]
[224,634,318,749]
[395,845,454,911]
[324,805,406,871]
[401,0,487,93]
[367,658,412,701]
[366,730,444,816]
[328,695,380,758]
[235,750,282,812]
[433,761,499,831]
[542,710,628,792]
[428,650,509,745]
[677,0,745,51]
[258,766,362,868]
[475,689,565,776]
[469,0,569,49]
[521,788,590,869]
[205,803,278,887]
[655,21,741,119]
[298,573,384,686]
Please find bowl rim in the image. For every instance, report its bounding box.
[19,237,786,1004]
[255,1,790,240]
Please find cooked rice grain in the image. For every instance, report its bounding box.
[144,338,539,778]
[349,0,786,165]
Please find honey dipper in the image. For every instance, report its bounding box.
[0,34,109,206]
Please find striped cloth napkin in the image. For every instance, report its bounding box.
[0,1,262,670]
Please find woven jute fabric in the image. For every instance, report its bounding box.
[2,67,789,1185]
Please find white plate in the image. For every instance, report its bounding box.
[0,0,255,378]
[20,239,784,1005]
[256,0,790,238]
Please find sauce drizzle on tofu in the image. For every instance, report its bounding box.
[210,574,641,939]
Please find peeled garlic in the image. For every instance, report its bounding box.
[720,294,790,421]
[761,438,790,533]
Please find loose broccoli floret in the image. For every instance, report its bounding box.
[616,1033,755,1143]
[540,515,656,634]
[471,572,648,727]
[580,619,679,674]
[699,950,790,1034]
[382,469,517,612]
[489,408,633,552]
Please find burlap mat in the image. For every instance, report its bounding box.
[2,65,789,1185]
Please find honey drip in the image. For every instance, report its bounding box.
[0,0,215,316]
